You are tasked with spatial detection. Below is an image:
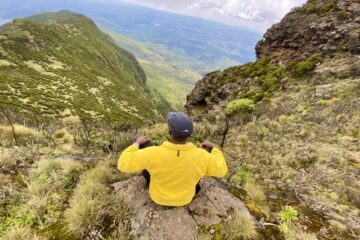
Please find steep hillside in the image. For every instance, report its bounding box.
[187,0,360,239]
[0,10,163,126]
[108,32,201,109]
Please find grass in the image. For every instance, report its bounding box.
[224,214,257,240]
[0,124,42,146]
[1,226,43,240]
[64,161,129,238]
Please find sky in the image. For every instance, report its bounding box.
[121,0,307,32]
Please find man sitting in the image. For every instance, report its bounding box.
[118,112,228,207]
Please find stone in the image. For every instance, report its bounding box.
[188,178,251,225]
[112,176,252,240]
[314,84,336,99]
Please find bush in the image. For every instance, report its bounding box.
[224,214,257,240]
[232,168,252,186]
[225,99,256,116]
[287,53,323,77]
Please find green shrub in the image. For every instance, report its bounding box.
[224,214,257,240]
[277,206,298,234]
[303,1,337,14]
[225,98,256,116]
[278,206,298,225]
[316,99,330,107]
[287,53,323,77]
[233,168,252,186]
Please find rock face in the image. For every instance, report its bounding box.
[256,0,360,63]
[112,176,252,240]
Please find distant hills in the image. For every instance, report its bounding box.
[0,11,164,126]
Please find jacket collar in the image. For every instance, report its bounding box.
[161,141,195,150]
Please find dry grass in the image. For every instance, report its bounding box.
[0,124,43,146]
[64,161,129,237]
[1,226,44,240]
[224,214,257,240]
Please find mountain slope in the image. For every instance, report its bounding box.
[186,0,360,239]
[0,10,162,126]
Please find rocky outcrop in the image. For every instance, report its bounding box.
[112,176,252,240]
[256,0,360,63]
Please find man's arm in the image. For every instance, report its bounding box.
[118,136,149,173]
[202,141,228,177]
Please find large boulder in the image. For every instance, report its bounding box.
[112,176,252,240]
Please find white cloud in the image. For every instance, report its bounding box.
[188,0,306,21]
[121,0,306,31]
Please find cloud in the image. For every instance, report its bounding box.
[189,0,305,21]
[120,0,306,31]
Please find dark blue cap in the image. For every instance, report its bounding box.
[166,112,193,137]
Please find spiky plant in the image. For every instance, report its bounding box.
[224,213,257,240]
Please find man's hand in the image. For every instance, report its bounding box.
[135,136,149,145]
[201,140,217,150]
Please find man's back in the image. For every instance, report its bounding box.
[118,141,227,206]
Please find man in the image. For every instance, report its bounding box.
[118,112,228,207]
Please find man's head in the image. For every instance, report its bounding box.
[166,112,193,143]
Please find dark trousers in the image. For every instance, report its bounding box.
[139,141,201,195]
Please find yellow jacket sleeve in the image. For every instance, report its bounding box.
[205,147,228,177]
[118,144,148,173]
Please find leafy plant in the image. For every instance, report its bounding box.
[225,98,256,116]
[287,53,323,77]
[277,206,298,234]
[233,168,252,186]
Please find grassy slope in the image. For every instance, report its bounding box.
[0,10,162,126]
[187,54,360,239]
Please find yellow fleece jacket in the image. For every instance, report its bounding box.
[118,141,227,206]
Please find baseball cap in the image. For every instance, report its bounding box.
[166,112,193,137]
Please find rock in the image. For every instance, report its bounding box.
[112,176,252,240]
[314,84,336,99]
[256,0,360,62]
[188,178,251,225]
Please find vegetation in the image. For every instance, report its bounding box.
[224,214,257,240]
[302,1,338,15]
[232,168,252,186]
[224,99,256,116]
[286,53,324,77]
[0,11,162,127]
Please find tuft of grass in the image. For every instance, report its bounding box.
[0,148,15,171]
[1,226,44,240]
[64,161,129,238]
[0,124,43,146]
[277,206,298,225]
[224,214,257,240]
